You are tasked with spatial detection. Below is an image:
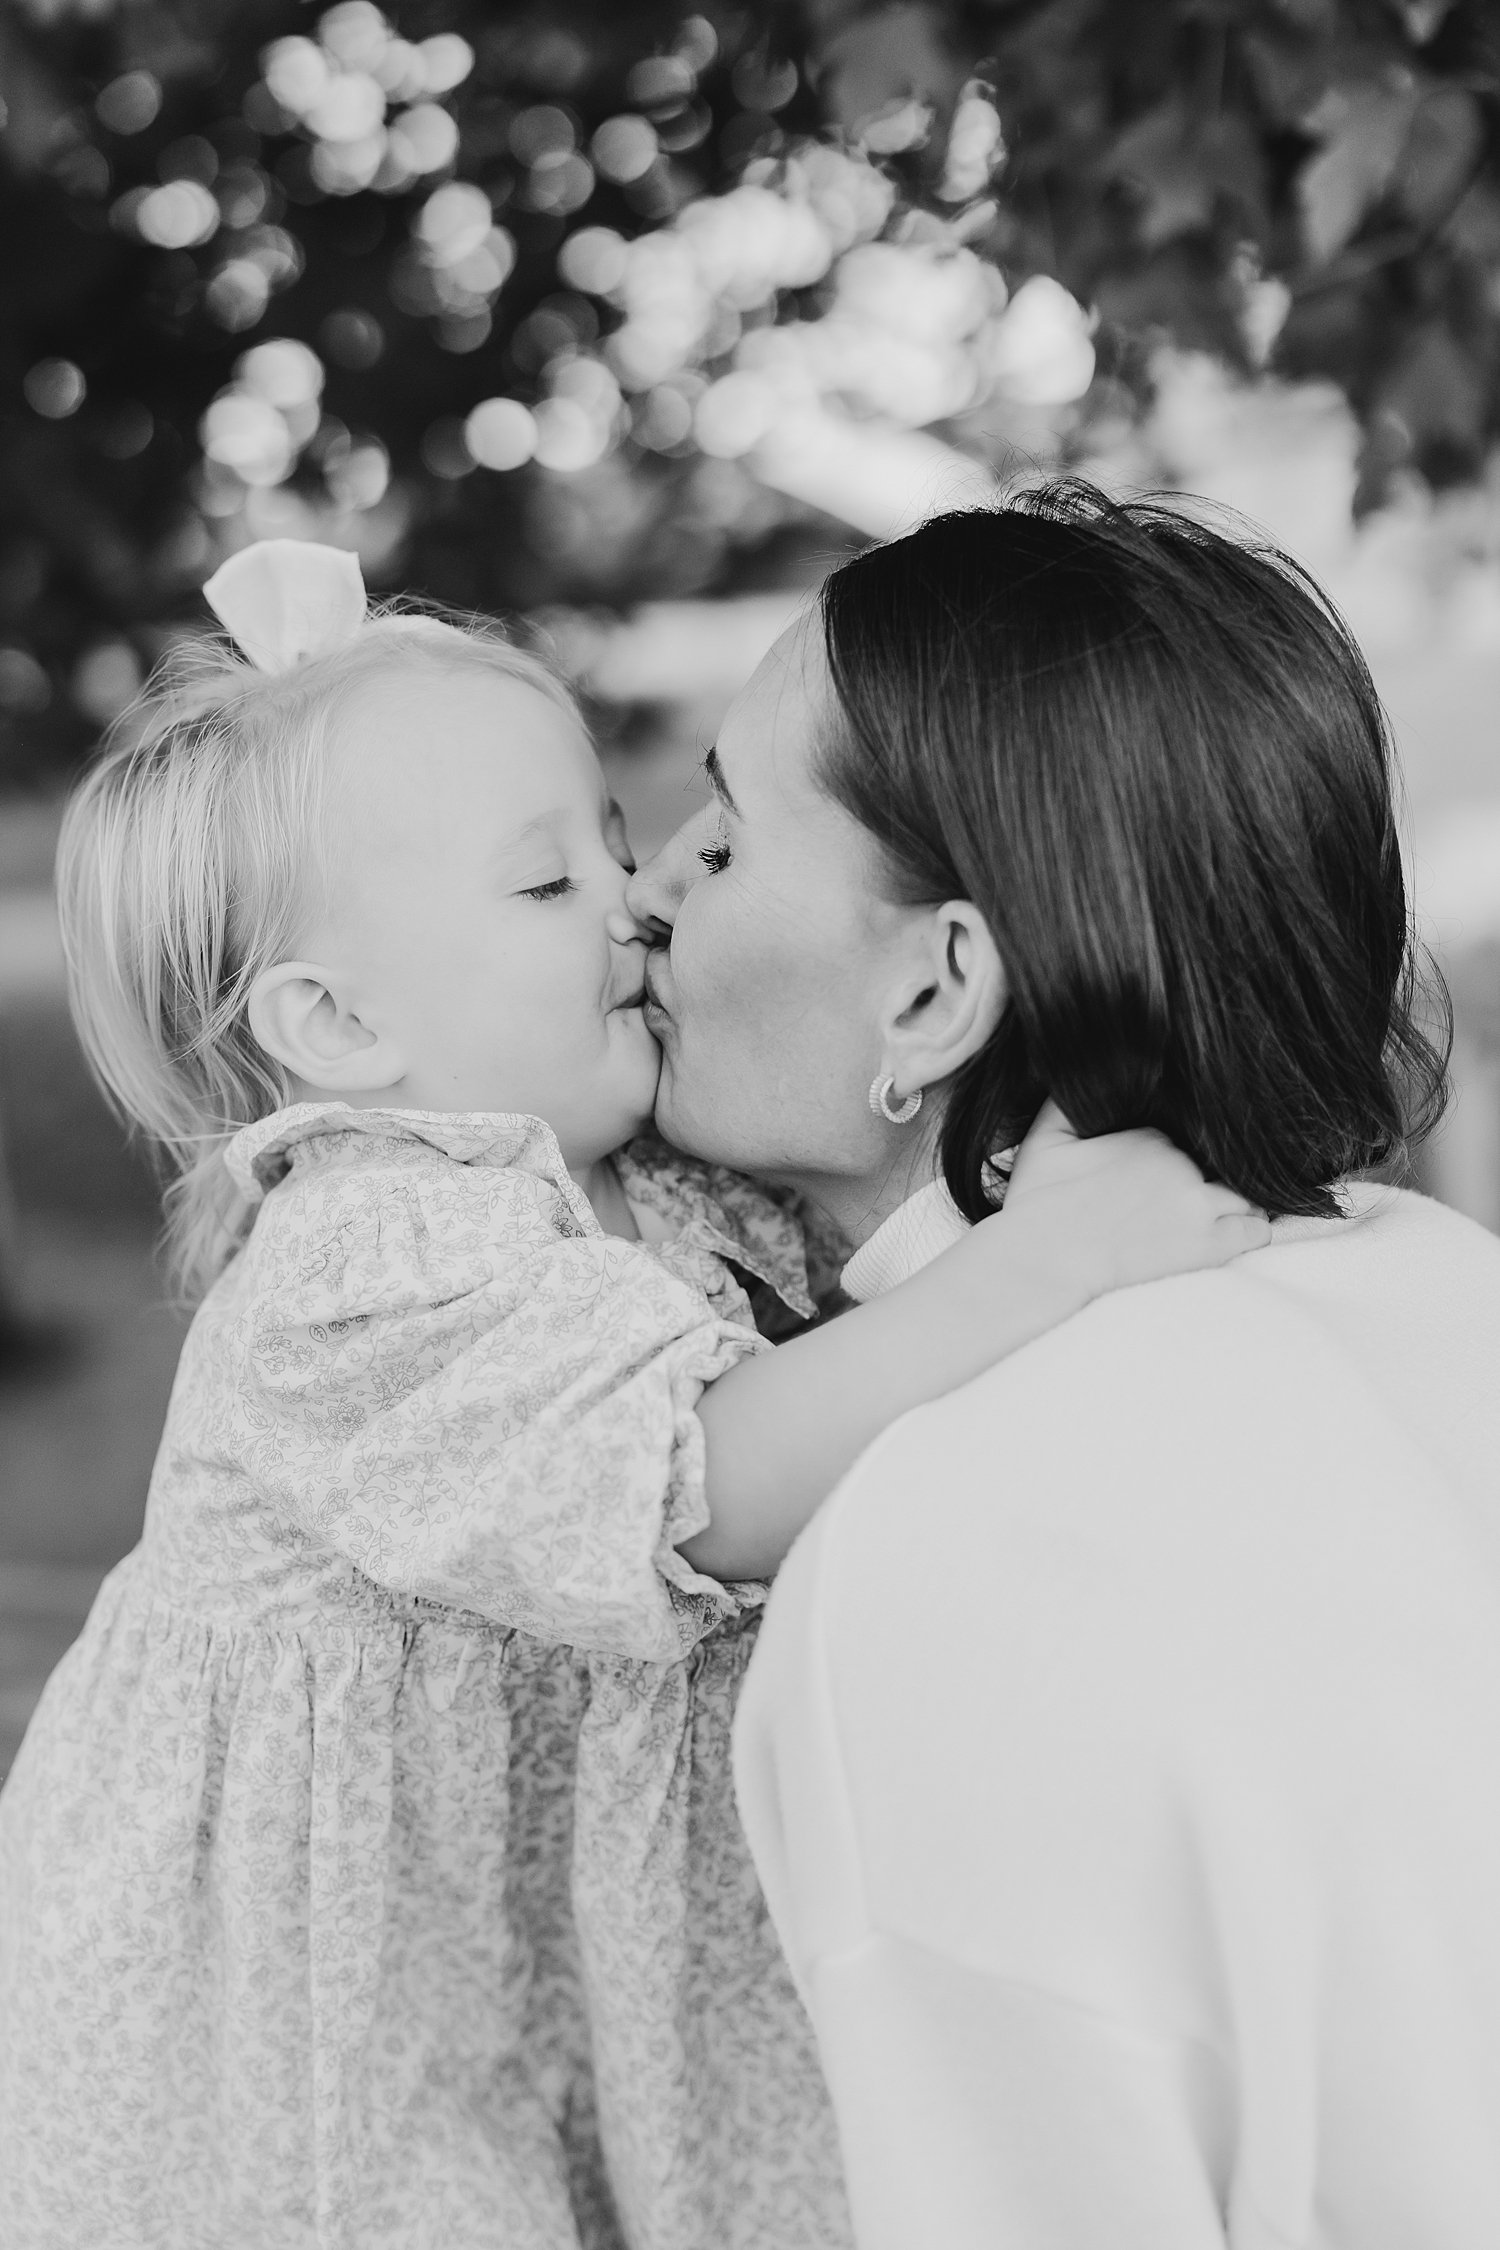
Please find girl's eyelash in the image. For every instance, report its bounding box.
[698,842,731,874]
[521,877,575,901]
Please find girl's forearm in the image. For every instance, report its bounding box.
[682,1217,1091,1581]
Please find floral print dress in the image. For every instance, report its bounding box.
[0,1106,852,2250]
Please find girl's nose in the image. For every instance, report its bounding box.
[605,901,648,945]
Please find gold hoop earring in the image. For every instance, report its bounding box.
[869,1074,923,1126]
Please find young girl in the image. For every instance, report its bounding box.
[0,541,1265,2250]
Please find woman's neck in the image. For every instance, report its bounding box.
[777,1127,942,1253]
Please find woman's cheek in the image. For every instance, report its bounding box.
[675,872,734,1005]
[699,887,773,1027]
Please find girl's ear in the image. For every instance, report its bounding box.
[247,962,405,1094]
[877,901,1006,1099]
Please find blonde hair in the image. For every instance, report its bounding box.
[56,601,578,1302]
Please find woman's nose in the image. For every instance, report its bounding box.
[624,844,681,938]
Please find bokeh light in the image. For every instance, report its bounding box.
[510,106,576,164]
[986,275,1096,406]
[591,116,658,185]
[320,2,389,71]
[71,643,142,727]
[386,104,459,176]
[200,394,295,486]
[415,34,475,95]
[414,182,492,262]
[694,372,776,458]
[532,397,606,472]
[94,72,161,136]
[526,152,595,216]
[207,262,273,332]
[252,7,472,209]
[238,339,325,412]
[325,438,391,511]
[0,649,51,714]
[305,73,386,146]
[420,418,473,478]
[23,362,87,420]
[320,308,386,370]
[465,398,538,471]
[939,85,1005,202]
[135,180,220,249]
[262,39,332,115]
[558,227,630,296]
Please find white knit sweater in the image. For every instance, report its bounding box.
[735,1183,1500,2249]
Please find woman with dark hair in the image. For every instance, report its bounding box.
[627,484,1500,2248]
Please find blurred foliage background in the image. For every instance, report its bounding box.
[5,0,1500,774]
[4,0,1500,1766]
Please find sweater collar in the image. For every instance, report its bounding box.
[840,1178,971,1303]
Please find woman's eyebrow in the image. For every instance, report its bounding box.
[704,746,741,816]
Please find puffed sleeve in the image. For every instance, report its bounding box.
[220,1152,766,1660]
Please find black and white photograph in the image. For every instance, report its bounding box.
[1,2,1499,2244]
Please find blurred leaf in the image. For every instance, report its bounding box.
[0,13,72,174]
[1384,0,1455,41]
[1298,81,1421,265]
[1446,178,1500,267]
[1238,25,1337,127]
[1394,86,1484,226]
[815,5,964,135]
[1275,0,1342,32]
[1381,322,1488,451]
[1108,101,1267,250]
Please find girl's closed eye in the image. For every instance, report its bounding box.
[520,876,575,901]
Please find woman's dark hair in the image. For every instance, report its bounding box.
[817,480,1451,1222]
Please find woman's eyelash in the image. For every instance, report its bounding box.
[698,842,731,874]
[521,876,575,901]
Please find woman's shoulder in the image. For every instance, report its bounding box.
[1255,1179,1500,1318]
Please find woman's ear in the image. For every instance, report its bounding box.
[878,901,1006,1098]
[247,961,404,1094]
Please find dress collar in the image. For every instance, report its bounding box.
[840,1177,971,1303]
[225,1102,591,1221]
[224,1106,821,1322]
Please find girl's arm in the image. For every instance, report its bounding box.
[683,1104,1268,1580]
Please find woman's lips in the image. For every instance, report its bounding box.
[642,952,671,1015]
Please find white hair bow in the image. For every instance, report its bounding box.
[202,539,367,673]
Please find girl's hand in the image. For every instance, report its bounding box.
[997,1100,1272,1302]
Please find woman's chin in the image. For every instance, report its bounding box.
[648,1059,714,1161]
